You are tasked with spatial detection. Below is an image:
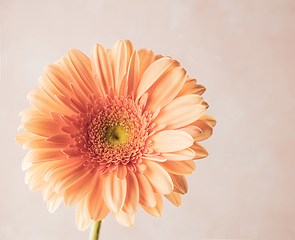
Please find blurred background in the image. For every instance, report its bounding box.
[1,0,295,239]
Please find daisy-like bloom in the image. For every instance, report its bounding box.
[17,40,216,231]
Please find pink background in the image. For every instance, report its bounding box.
[1,0,295,239]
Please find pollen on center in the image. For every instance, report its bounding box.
[105,124,128,146]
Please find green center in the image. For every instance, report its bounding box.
[105,124,128,146]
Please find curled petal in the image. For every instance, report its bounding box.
[199,114,217,127]
[179,126,203,140]
[193,120,214,142]
[169,173,188,194]
[165,192,182,207]
[190,143,209,159]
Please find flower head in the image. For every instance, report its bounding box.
[17,40,216,230]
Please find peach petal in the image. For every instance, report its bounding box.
[150,130,194,153]
[23,135,69,149]
[16,131,36,146]
[124,40,135,65]
[141,193,163,217]
[117,164,127,180]
[25,163,50,184]
[87,175,110,221]
[159,160,195,175]
[118,73,128,97]
[68,49,98,95]
[127,50,140,97]
[145,67,187,111]
[61,148,82,158]
[27,88,73,116]
[201,100,209,109]
[161,148,195,161]
[153,54,163,61]
[60,56,93,99]
[52,165,91,193]
[102,170,127,213]
[164,192,182,207]
[46,134,73,144]
[24,149,66,164]
[45,64,74,97]
[70,83,90,107]
[143,161,173,195]
[141,154,167,162]
[64,172,97,207]
[43,180,63,202]
[91,44,113,94]
[28,169,46,192]
[179,126,203,140]
[20,107,49,123]
[44,158,84,181]
[137,48,154,79]
[109,40,128,94]
[38,74,62,102]
[193,120,213,141]
[122,171,139,214]
[23,118,64,137]
[21,154,33,171]
[113,210,135,227]
[199,114,217,127]
[76,195,94,231]
[135,172,156,208]
[154,97,206,130]
[136,57,173,100]
[55,94,80,114]
[190,143,209,159]
[169,173,188,194]
[158,94,203,113]
[47,197,63,213]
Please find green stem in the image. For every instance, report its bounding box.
[89,221,102,240]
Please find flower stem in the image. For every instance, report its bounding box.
[89,221,102,240]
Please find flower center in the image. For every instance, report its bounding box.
[105,124,128,146]
[67,96,153,174]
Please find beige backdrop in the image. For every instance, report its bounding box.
[1,0,295,239]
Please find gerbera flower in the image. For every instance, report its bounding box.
[16,40,216,231]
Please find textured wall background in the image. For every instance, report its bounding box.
[1,0,295,239]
